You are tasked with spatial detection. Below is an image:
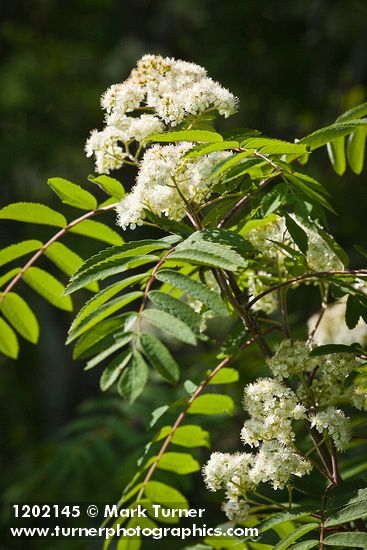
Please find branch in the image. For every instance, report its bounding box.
[135,332,274,502]
[0,202,119,303]
[247,269,367,310]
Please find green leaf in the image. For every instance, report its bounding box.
[283,214,309,255]
[187,229,253,256]
[148,291,202,336]
[257,510,314,533]
[273,524,319,550]
[211,151,253,178]
[0,268,21,289]
[23,267,72,311]
[310,343,360,356]
[185,141,239,158]
[143,308,197,345]
[70,220,123,245]
[324,532,367,547]
[327,137,346,175]
[170,240,247,271]
[260,183,289,217]
[242,137,308,156]
[44,242,98,292]
[140,332,179,384]
[286,175,336,213]
[72,314,133,359]
[299,119,367,150]
[317,229,349,267]
[146,130,223,144]
[48,177,97,210]
[100,349,132,391]
[345,295,363,329]
[0,202,66,227]
[208,368,239,384]
[288,542,318,550]
[0,292,39,343]
[67,291,142,343]
[154,425,210,447]
[88,174,125,199]
[347,127,367,174]
[325,501,367,527]
[337,101,367,122]
[70,274,146,328]
[0,316,19,358]
[155,452,200,474]
[0,240,42,267]
[65,255,157,294]
[144,481,188,506]
[156,269,228,317]
[85,332,133,371]
[117,351,149,403]
[188,394,234,415]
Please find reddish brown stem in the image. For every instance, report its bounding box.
[0,202,119,302]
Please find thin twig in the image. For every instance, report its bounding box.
[0,202,119,302]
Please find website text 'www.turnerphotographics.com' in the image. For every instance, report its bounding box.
[9,503,259,541]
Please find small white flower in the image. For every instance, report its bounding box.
[309,407,350,450]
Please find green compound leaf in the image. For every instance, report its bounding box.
[23,267,73,311]
[67,291,142,343]
[88,174,125,199]
[144,481,188,506]
[156,269,228,317]
[326,136,346,175]
[208,367,239,384]
[140,332,180,384]
[325,500,367,527]
[273,523,319,550]
[155,452,200,474]
[188,394,234,415]
[0,268,21,289]
[143,308,197,345]
[154,425,210,448]
[257,510,315,533]
[185,141,239,158]
[148,291,202,336]
[85,332,134,371]
[284,213,309,255]
[0,202,67,227]
[0,240,42,268]
[324,532,367,547]
[0,292,39,343]
[65,255,157,294]
[100,349,132,391]
[0,316,19,358]
[170,240,246,271]
[117,350,149,403]
[288,542,318,550]
[69,219,123,245]
[242,136,309,156]
[347,126,367,175]
[146,129,223,144]
[299,119,367,150]
[70,274,146,328]
[72,314,135,359]
[44,242,98,292]
[48,177,97,210]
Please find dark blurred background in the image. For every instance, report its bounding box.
[1,1,367,548]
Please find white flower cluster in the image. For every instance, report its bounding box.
[241,378,306,446]
[245,215,344,273]
[309,407,350,450]
[267,340,315,379]
[203,375,311,521]
[116,143,230,229]
[86,54,238,174]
